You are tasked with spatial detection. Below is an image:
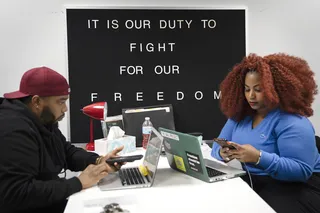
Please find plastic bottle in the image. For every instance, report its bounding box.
[142,117,153,149]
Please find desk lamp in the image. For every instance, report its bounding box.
[81,102,108,151]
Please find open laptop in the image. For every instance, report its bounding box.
[98,127,163,191]
[122,104,175,147]
[159,127,246,183]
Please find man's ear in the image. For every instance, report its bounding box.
[30,95,42,109]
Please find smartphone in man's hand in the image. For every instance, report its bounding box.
[105,154,143,164]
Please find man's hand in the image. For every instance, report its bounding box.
[226,142,260,163]
[78,163,111,189]
[99,146,125,172]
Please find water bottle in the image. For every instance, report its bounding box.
[142,117,153,149]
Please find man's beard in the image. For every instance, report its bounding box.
[40,106,65,125]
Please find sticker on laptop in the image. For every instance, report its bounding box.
[173,155,186,172]
[160,131,179,141]
[186,151,203,174]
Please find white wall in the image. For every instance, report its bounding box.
[1,0,320,140]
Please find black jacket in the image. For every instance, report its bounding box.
[0,98,99,213]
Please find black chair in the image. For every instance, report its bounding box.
[315,135,320,153]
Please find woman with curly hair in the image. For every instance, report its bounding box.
[211,53,320,212]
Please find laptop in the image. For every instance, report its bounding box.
[122,104,175,147]
[98,127,163,191]
[159,127,246,183]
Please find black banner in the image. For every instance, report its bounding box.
[66,8,246,142]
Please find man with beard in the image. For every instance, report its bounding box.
[0,67,124,213]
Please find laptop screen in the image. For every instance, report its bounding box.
[122,105,175,147]
[143,128,163,180]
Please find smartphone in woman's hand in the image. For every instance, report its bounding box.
[213,138,236,150]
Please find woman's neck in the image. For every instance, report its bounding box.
[255,108,270,118]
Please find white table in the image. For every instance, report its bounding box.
[64,148,275,213]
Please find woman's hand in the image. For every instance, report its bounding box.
[219,147,235,162]
[226,142,260,164]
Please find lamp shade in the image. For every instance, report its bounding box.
[81,102,108,120]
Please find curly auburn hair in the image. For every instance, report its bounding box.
[220,53,318,121]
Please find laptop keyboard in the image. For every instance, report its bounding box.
[119,167,149,186]
[206,167,226,177]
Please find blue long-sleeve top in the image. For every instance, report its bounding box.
[211,108,320,182]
